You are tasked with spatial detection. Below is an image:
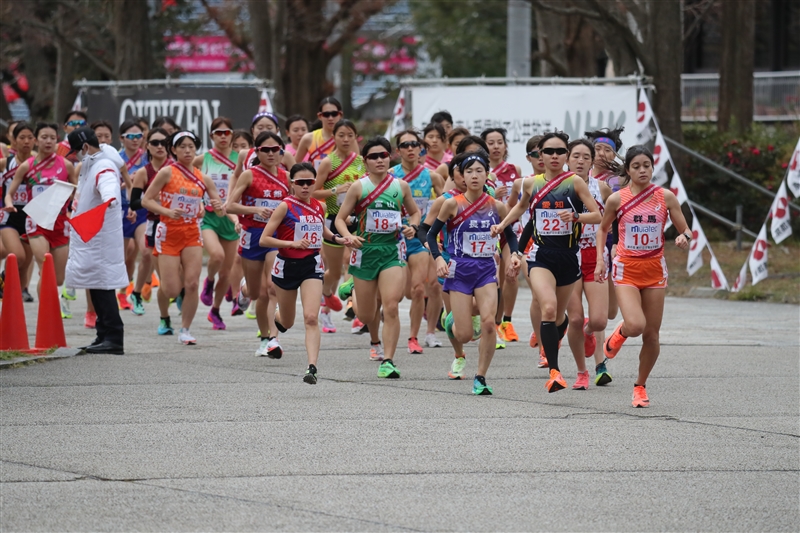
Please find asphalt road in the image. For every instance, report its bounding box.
[1,282,798,531]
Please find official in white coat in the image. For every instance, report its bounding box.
[64,127,128,354]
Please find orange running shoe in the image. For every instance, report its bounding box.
[498,321,519,342]
[537,347,548,368]
[583,318,596,358]
[151,272,160,287]
[125,281,134,297]
[632,385,649,408]
[529,331,538,348]
[142,283,153,303]
[604,321,627,359]
[546,369,567,392]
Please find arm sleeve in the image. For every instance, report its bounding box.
[518,218,534,254]
[503,225,518,254]
[612,218,619,245]
[129,187,143,210]
[417,222,430,245]
[427,218,445,260]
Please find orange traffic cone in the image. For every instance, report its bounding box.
[0,254,31,351]
[34,253,67,350]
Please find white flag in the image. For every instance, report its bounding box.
[709,252,729,290]
[686,215,708,276]
[635,92,654,136]
[384,88,406,140]
[652,130,670,178]
[770,179,792,243]
[653,166,669,187]
[669,168,688,205]
[71,91,82,112]
[787,137,800,197]
[731,254,748,292]
[748,223,769,285]
[22,181,76,230]
[258,89,273,113]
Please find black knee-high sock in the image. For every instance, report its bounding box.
[557,314,569,339]
[540,321,559,371]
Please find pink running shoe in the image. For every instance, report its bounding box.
[200,277,214,307]
[583,318,596,358]
[320,310,336,333]
[225,285,233,302]
[572,370,590,390]
[207,308,226,330]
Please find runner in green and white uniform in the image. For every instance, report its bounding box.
[335,137,421,379]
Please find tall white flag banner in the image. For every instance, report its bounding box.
[709,252,729,290]
[686,215,708,276]
[22,181,76,231]
[258,89,273,113]
[787,137,800,197]
[770,179,793,243]
[748,223,769,285]
[652,130,670,177]
[385,89,406,141]
[71,91,83,112]
[635,92,654,136]
[731,253,749,292]
[669,168,688,205]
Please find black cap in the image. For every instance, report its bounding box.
[66,127,99,155]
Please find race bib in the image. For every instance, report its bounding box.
[31,184,49,198]
[146,219,156,237]
[366,209,401,234]
[349,248,362,268]
[253,199,281,223]
[397,239,407,262]
[535,209,572,236]
[172,195,201,218]
[294,220,323,249]
[240,229,252,249]
[25,217,36,235]
[624,223,661,251]
[154,222,167,253]
[462,232,496,258]
[413,197,428,216]
[0,210,8,225]
[272,257,285,278]
[446,259,456,279]
[314,254,324,274]
[11,188,28,205]
[212,175,229,200]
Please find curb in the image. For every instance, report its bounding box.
[0,347,84,368]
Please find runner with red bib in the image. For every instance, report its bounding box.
[231,112,296,192]
[294,97,343,168]
[422,122,449,172]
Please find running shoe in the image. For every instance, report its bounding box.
[158,318,174,336]
[237,279,251,308]
[424,333,442,348]
[632,385,649,408]
[225,285,233,302]
[529,330,538,348]
[117,292,131,311]
[337,277,354,300]
[537,348,548,368]
[323,292,343,312]
[60,297,72,319]
[344,301,355,321]
[84,312,96,329]
[62,287,76,300]
[151,272,160,287]
[369,342,384,361]
[320,311,336,333]
[472,315,482,341]
[377,359,400,378]
[472,375,493,395]
[127,293,145,316]
[495,331,506,350]
[303,365,317,385]
[125,281,134,298]
[408,337,423,354]
[444,312,455,340]
[267,338,282,358]
[255,339,270,357]
[448,356,466,380]
[207,308,226,330]
[498,321,519,342]
[583,318,596,358]
[141,283,152,303]
[178,328,196,345]
[595,361,613,386]
[351,317,367,334]
[231,299,242,316]
[436,309,446,332]
[604,321,627,359]
[546,369,567,393]
[175,292,184,313]
[572,370,590,390]
[21,288,34,302]
[244,301,257,319]
[200,277,214,307]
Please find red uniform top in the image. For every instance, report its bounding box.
[616,186,667,259]
[277,196,326,259]
[240,166,289,230]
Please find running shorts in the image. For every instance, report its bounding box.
[0,208,27,237]
[611,255,668,290]
[239,226,275,262]
[580,246,609,283]
[348,243,405,281]
[272,253,324,291]
[200,210,240,241]
[26,214,69,248]
[404,234,428,258]
[442,256,497,294]
[145,219,158,249]
[122,207,148,239]
[154,221,203,256]
[527,246,581,287]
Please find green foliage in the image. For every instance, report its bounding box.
[410,0,507,77]
[681,123,800,238]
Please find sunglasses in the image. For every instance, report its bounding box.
[212,129,233,137]
[318,111,342,118]
[527,150,540,158]
[541,147,568,156]
[258,145,283,154]
[293,179,315,187]
[148,139,168,147]
[365,151,390,161]
[122,133,144,140]
[66,120,86,127]
[398,141,422,149]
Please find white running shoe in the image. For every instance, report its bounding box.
[424,333,442,348]
[60,297,72,319]
[267,337,283,359]
[320,311,336,333]
[237,278,251,308]
[179,328,196,345]
[255,338,269,357]
[369,342,385,361]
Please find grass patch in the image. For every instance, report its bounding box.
[0,347,57,360]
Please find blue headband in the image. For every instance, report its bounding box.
[459,153,489,173]
[252,112,279,128]
[593,137,616,151]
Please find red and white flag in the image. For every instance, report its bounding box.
[686,215,708,276]
[731,254,748,293]
[708,252,729,290]
[68,199,115,243]
[71,91,83,112]
[770,179,792,243]
[749,223,769,285]
[384,88,406,140]
[635,92,654,136]
[652,130,670,178]
[669,168,688,205]
[787,137,800,197]
[258,89,273,113]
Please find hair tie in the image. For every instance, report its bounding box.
[593,136,616,151]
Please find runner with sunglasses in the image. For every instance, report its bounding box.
[494,131,601,393]
[390,129,443,353]
[595,146,690,408]
[312,119,366,333]
[225,131,288,358]
[57,111,88,163]
[141,131,224,346]
[232,113,296,190]
[228,130,252,317]
[295,97,343,168]
[259,162,347,383]
[190,117,240,330]
[335,137,421,378]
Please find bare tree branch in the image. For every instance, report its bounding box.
[582,0,655,73]
[526,0,601,19]
[531,36,569,77]
[326,0,393,58]
[325,0,361,35]
[199,0,254,60]
[683,0,716,44]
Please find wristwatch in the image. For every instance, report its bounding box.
[683,231,692,241]
[331,186,337,195]
[513,251,525,258]
[572,212,580,222]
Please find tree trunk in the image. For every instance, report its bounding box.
[113,0,152,80]
[649,0,683,143]
[533,8,568,76]
[248,0,272,80]
[53,4,77,126]
[19,25,55,121]
[718,0,755,134]
[565,17,598,77]
[269,0,286,113]
[282,37,330,119]
[340,38,354,117]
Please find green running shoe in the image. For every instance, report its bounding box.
[60,297,72,319]
[496,336,506,350]
[377,359,400,379]
[444,311,455,340]
[472,315,482,341]
[595,361,613,386]
[158,318,174,335]
[245,301,257,319]
[128,293,145,316]
[472,375,493,395]
[448,356,466,380]
[337,277,354,300]
[61,287,76,301]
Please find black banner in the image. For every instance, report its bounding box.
[84,86,261,150]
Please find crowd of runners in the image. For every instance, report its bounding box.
[0,99,692,406]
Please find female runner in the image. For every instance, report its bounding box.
[152,117,179,136]
[422,123,449,172]
[433,127,469,184]
[228,130,253,316]
[226,132,289,358]
[192,117,241,330]
[141,131,224,345]
[564,139,614,389]
[284,115,309,160]
[595,146,690,408]
[232,131,253,153]
[496,131,601,393]
[259,162,347,383]
[294,97,343,167]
